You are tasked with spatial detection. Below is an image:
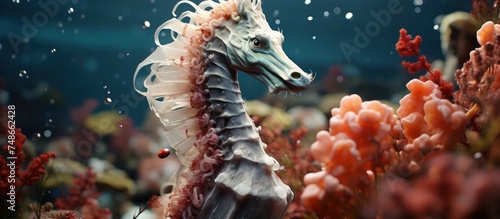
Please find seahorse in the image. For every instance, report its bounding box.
[134,0,312,218]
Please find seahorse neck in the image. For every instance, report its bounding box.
[204,52,263,150]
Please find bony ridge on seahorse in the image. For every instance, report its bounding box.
[133,0,312,218]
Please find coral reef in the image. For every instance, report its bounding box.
[302,13,500,218]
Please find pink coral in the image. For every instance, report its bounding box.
[397,79,466,174]
[301,94,400,218]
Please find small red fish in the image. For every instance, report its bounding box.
[157,148,171,159]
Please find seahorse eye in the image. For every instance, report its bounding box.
[251,38,263,49]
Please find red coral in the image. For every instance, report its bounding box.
[1,128,55,202]
[365,153,500,219]
[17,152,56,190]
[396,28,454,100]
[471,0,500,23]
[54,167,101,210]
[396,29,422,57]
[134,195,163,219]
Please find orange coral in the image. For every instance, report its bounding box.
[476,21,500,46]
[397,79,466,174]
[301,95,400,218]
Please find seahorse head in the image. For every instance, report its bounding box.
[209,0,313,93]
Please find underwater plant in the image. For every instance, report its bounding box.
[134,0,312,218]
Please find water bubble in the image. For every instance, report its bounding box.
[312,36,316,40]
[415,7,421,13]
[118,53,125,59]
[333,7,341,15]
[50,99,55,104]
[143,21,151,29]
[58,22,63,28]
[74,29,79,34]
[104,97,112,105]
[42,54,47,60]
[150,0,155,3]
[433,24,439,30]
[152,8,157,13]
[107,91,111,94]
[114,73,120,79]
[126,53,130,56]
[51,48,56,53]
[20,70,27,75]
[68,7,74,13]
[275,19,280,25]
[273,10,279,17]
[0,43,2,50]
[307,16,313,21]
[324,11,330,17]
[44,130,52,138]
[81,14,86,19]
[49,119,53,122]
[32,133,41,141]
[11,54,16,59]
[345,12,353,19]
[413,0,423,5]
[474,152,482,159]
[103,85,108,89]
[304,0,311,5]
[118,16,123,21]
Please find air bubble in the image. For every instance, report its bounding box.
[44,130,52,138]
[104,97,112,105]
[333,7,341,15]
[143,21,151,29]
[32,133,41,141]
[345,12,353,19]
[307,16,313,21]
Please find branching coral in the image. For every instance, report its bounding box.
[301,94,400,218]
[0,128,56,218]
[54,168,111,219]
